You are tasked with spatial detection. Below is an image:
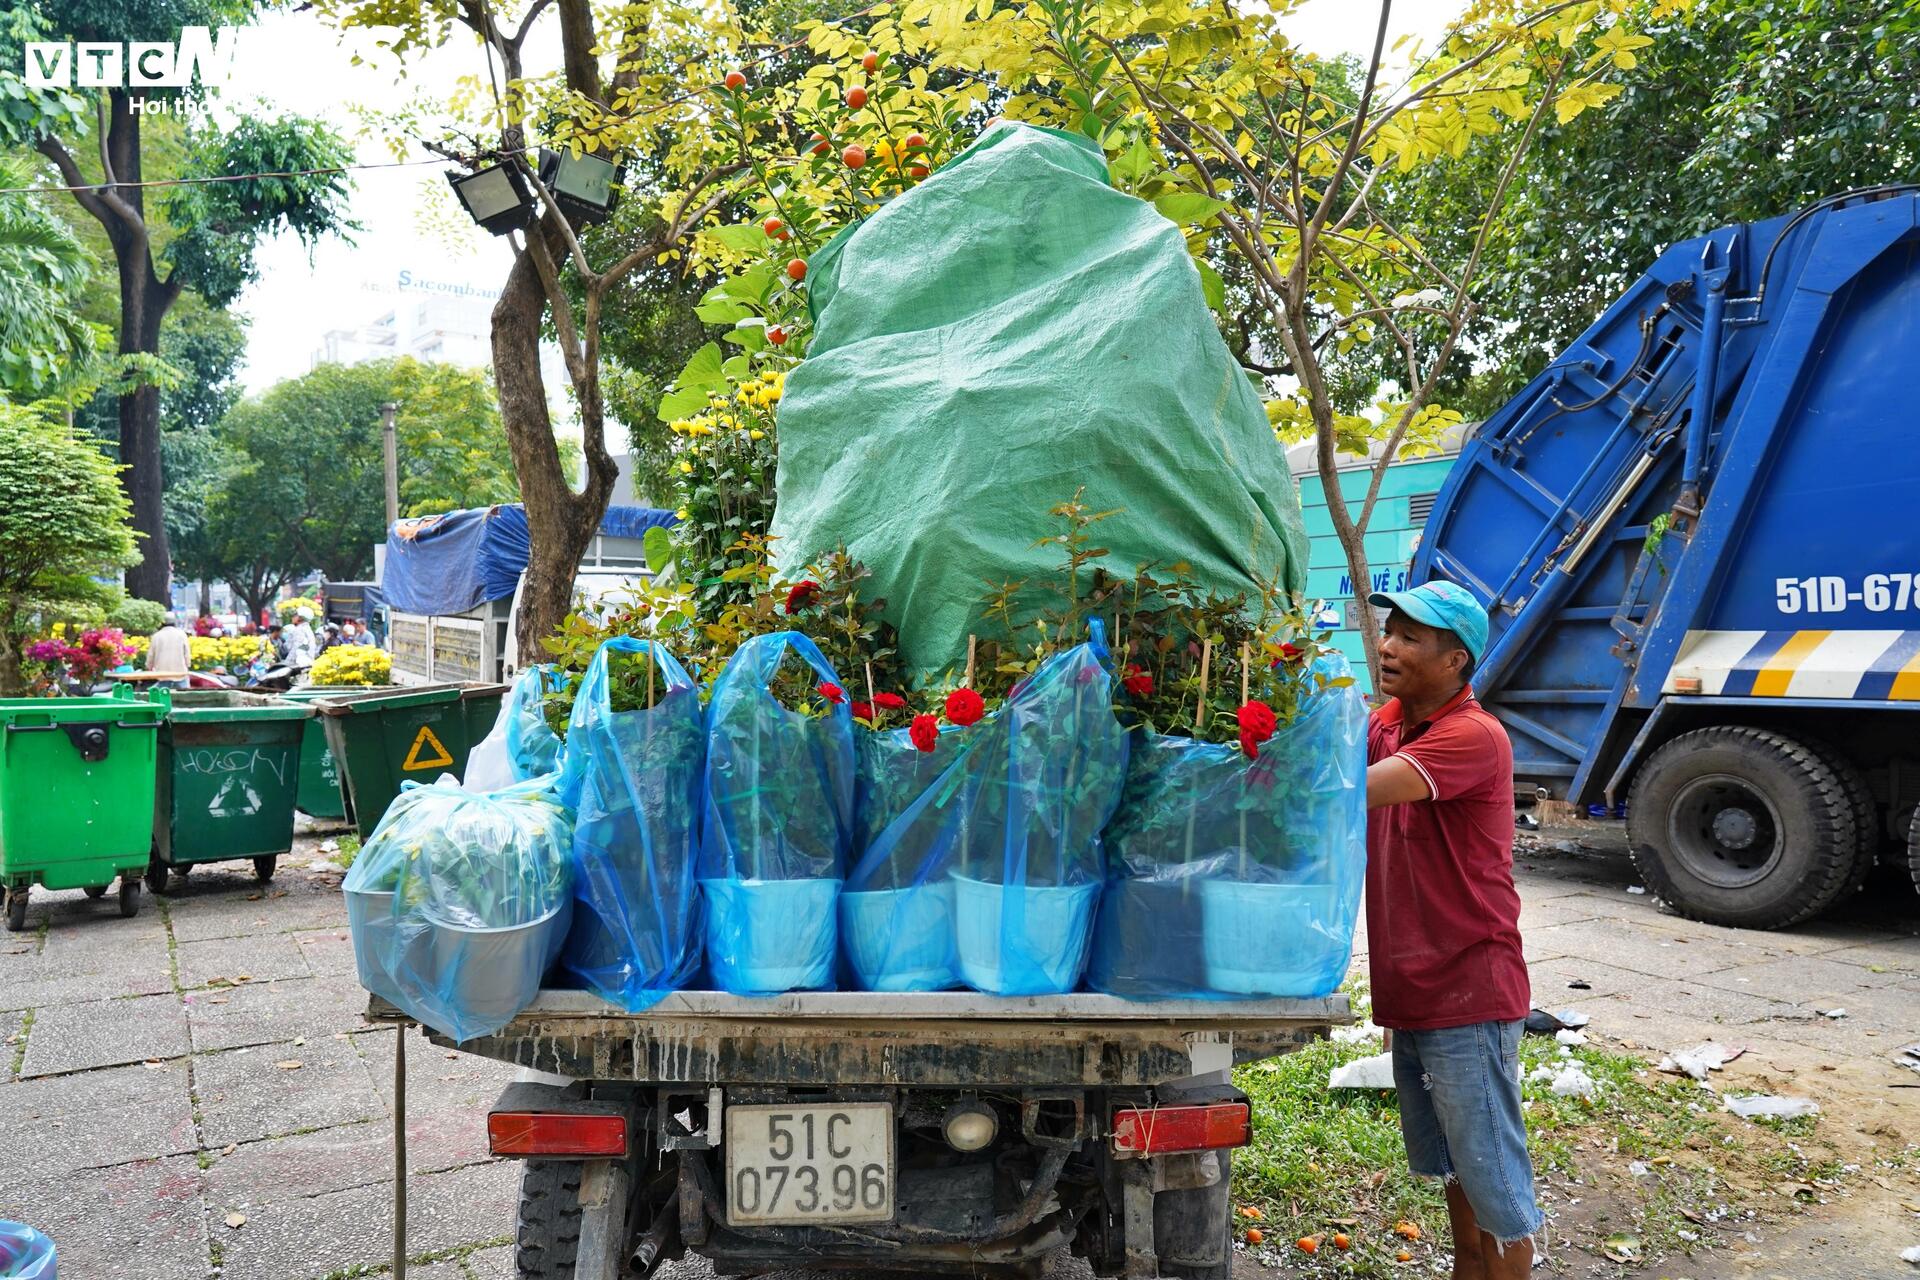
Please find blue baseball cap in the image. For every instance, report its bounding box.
[1368,580,1489,663]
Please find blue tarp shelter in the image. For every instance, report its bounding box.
[381,503,676,615]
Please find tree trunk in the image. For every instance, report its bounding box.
[492,240,618,664]
[0,620,23,698]
[198,580,211,616]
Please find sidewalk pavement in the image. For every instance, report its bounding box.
[2,825,1915,1280]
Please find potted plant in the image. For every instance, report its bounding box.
[1090,573,1364,999]
[385,776,575,1040]
[696,629,855,994]
[554,638,707,1008]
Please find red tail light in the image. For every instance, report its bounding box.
[488,1111,629,1157]
[1110,1102,1251,1156]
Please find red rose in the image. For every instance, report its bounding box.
[873,691,907,711]
[1237,700,1277,742]
[909,713,939,752]
[1122,663,1153,697]
[1238,728,1261,760]
[817,681,845,704]
[1280,642,1305,664]
[851,700,874,723]
[944,687,984,725]
[784,580,819,613]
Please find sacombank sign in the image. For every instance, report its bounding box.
[23,26,239,90]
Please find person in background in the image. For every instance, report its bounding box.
[1363,580,1539,1280]
[319,621,342,653]
[146,613,192,677]
[284,609,318,665]
[265,622,288,662]
[339,619,373,646]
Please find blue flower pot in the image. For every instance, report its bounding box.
[953,875,1100,996]
[700,878,839,994]
[840,880,958,992]
[1200,881,1346,997]
[344,888,402,1006]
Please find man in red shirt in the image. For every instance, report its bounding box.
[1364,581,1540,1279]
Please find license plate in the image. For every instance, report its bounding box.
[723,1103,894,1226]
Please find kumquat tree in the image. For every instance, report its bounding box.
[902,0,1691,682]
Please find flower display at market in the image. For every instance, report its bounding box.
[310,646,394,687]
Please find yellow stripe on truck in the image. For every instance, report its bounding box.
[1751,629,1830,697]
[1888,647,1920,701]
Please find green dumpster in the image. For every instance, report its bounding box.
[278,687,348,821]
[313,682,509,840]
[0,690,168,931]
[149,691,312,894]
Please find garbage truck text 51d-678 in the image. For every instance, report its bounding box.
[1411,185,1920,930]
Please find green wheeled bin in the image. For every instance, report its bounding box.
[277,687,349,822]
[313,682,509,840]
[148,691,313,894]
[0,690,169,931]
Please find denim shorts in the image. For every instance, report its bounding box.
[1391,1019,1544,1245]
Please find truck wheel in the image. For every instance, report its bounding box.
[118,876,141,919]
[1627,727,1857,929]
[1800,737,1880,901]
[515,1159,583,1279]
[4,887,26,933]
[1153,1150,1233,1280]
[1906,806,1920,900]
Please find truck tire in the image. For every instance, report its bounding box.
[1627,727,1857,929]
[1153,1150,1233,1280]
[1799,737,1880,901]
[516,1159,583,1279]
[1906,805,1920,900]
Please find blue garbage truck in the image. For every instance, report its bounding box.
[1411,186,1920,930]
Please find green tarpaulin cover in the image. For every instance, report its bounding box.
[771,121,1307,676]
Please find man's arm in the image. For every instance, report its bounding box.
[1367,754,1432,809]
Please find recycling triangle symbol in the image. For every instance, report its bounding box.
[209,775,263,817]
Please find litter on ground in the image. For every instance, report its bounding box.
[1725,1095,1819,1121]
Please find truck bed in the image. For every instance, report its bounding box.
[381,990,1348,1086]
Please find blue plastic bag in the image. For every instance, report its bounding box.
[0,1221,54,1279]
[1089,655,1366,999]
[844,622,1129,996]
[697,632,855,994]
[464,665,564,792]
[557,639,704,1009]
[381,776,574,1040]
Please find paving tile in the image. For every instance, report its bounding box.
[0,1058,197,1179]
[293,925,361,977]
[185,975,366,1052]
[1694,955,1916,1025]
[0,1154,206,1280]
[1818,937,1920,982]
[175,931,309,990]
[212,1157,516,1280]
[1523,918,1772,980]
[1515,893,1610,932]
[0,924,174,1010]
[464,1244,518,1278]
[165,877,347,943]
[195,1033,386,1147]
[15,885,168,938]
[18,992,188,1077]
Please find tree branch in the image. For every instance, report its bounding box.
[34,135,137,231]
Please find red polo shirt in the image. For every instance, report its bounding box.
[1365,686,1529,1030]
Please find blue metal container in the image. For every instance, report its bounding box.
[1411,187,1920,929]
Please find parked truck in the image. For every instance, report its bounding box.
[1412,185,1920,929]
[381,989,1339,1279]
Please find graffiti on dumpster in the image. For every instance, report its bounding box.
[179,746,292,818]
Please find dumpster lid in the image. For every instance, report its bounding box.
[308,681,510,716]
[0,694,168,727]
[163,690,313,723]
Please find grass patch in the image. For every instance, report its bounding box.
[335,834,362,871]
[9,1007,34,1075]
[1230,992,1805,1275]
